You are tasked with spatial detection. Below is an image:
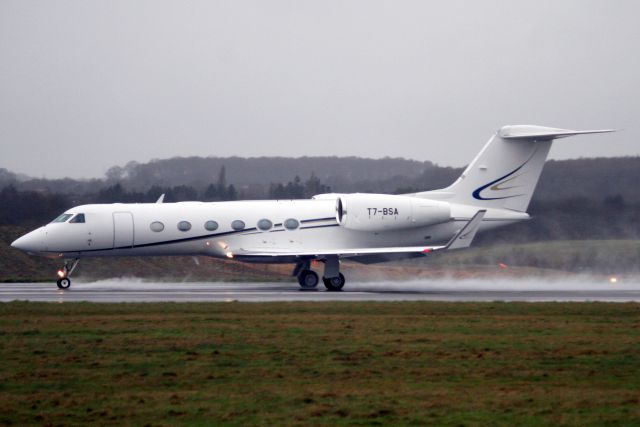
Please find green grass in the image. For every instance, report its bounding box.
[1,302,639,426]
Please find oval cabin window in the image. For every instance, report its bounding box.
[150,221,164,232]
[284,218,299,230]
[177,221,192,232]
[204,220,219,231]
[231,220,245,231]
[257,219,273,231]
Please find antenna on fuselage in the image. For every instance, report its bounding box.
[156,194,165,204]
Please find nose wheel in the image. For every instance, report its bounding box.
[56,259,79,289]
[56,277,71,289]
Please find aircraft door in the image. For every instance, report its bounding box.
[113,212,134,248]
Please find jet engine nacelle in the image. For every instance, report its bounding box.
[335,193,450,231]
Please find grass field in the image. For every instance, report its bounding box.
[1,302,639,426]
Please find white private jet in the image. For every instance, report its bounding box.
[12,125,612,290]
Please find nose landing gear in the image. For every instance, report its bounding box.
[56,277,71,289]
[56,259,79,289]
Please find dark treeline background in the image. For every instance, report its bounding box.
[1,156,639,244]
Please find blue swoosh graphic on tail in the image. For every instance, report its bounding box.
[472,159,529,201]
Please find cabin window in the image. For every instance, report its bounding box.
[204,220,219,231]
[51,214,73,223]
[231,220,245,231]
[69,213,85,223]
[257,219,273,231]
[284,218,299,230]
[150,221,164,232]
[177,221,192,231]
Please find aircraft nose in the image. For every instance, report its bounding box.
[11,228,45,253]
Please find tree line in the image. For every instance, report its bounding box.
[0,168,331,226]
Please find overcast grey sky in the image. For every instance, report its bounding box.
[1,0,638,179]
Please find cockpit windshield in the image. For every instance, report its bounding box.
[69,213,85,223]
[51,213,73,223]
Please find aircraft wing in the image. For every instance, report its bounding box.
[237,244,446,258]
[236,210,486,263]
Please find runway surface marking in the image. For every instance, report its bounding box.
[2,279,640,302]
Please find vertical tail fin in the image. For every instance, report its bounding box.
[417,125,614,212]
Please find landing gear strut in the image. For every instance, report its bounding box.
[322,256,345,291]
[56,259,79,290]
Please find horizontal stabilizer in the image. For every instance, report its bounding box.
[499,125,615,141]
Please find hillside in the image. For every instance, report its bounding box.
[4,156,640,202]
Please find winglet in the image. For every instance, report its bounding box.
[156,194,165,204]
[445,210,486,250]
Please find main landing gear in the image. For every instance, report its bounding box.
[56,259,79,290]
[322,273,345,292]
[293,257,345,292]
[298,269,319,289]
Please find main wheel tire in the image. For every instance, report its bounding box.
[298,270,319,289]
[323,273,345,292]
[56,277,71,289]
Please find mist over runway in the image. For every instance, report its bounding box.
[2,278,640,303]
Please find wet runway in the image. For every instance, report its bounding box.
[1,278,640,302]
